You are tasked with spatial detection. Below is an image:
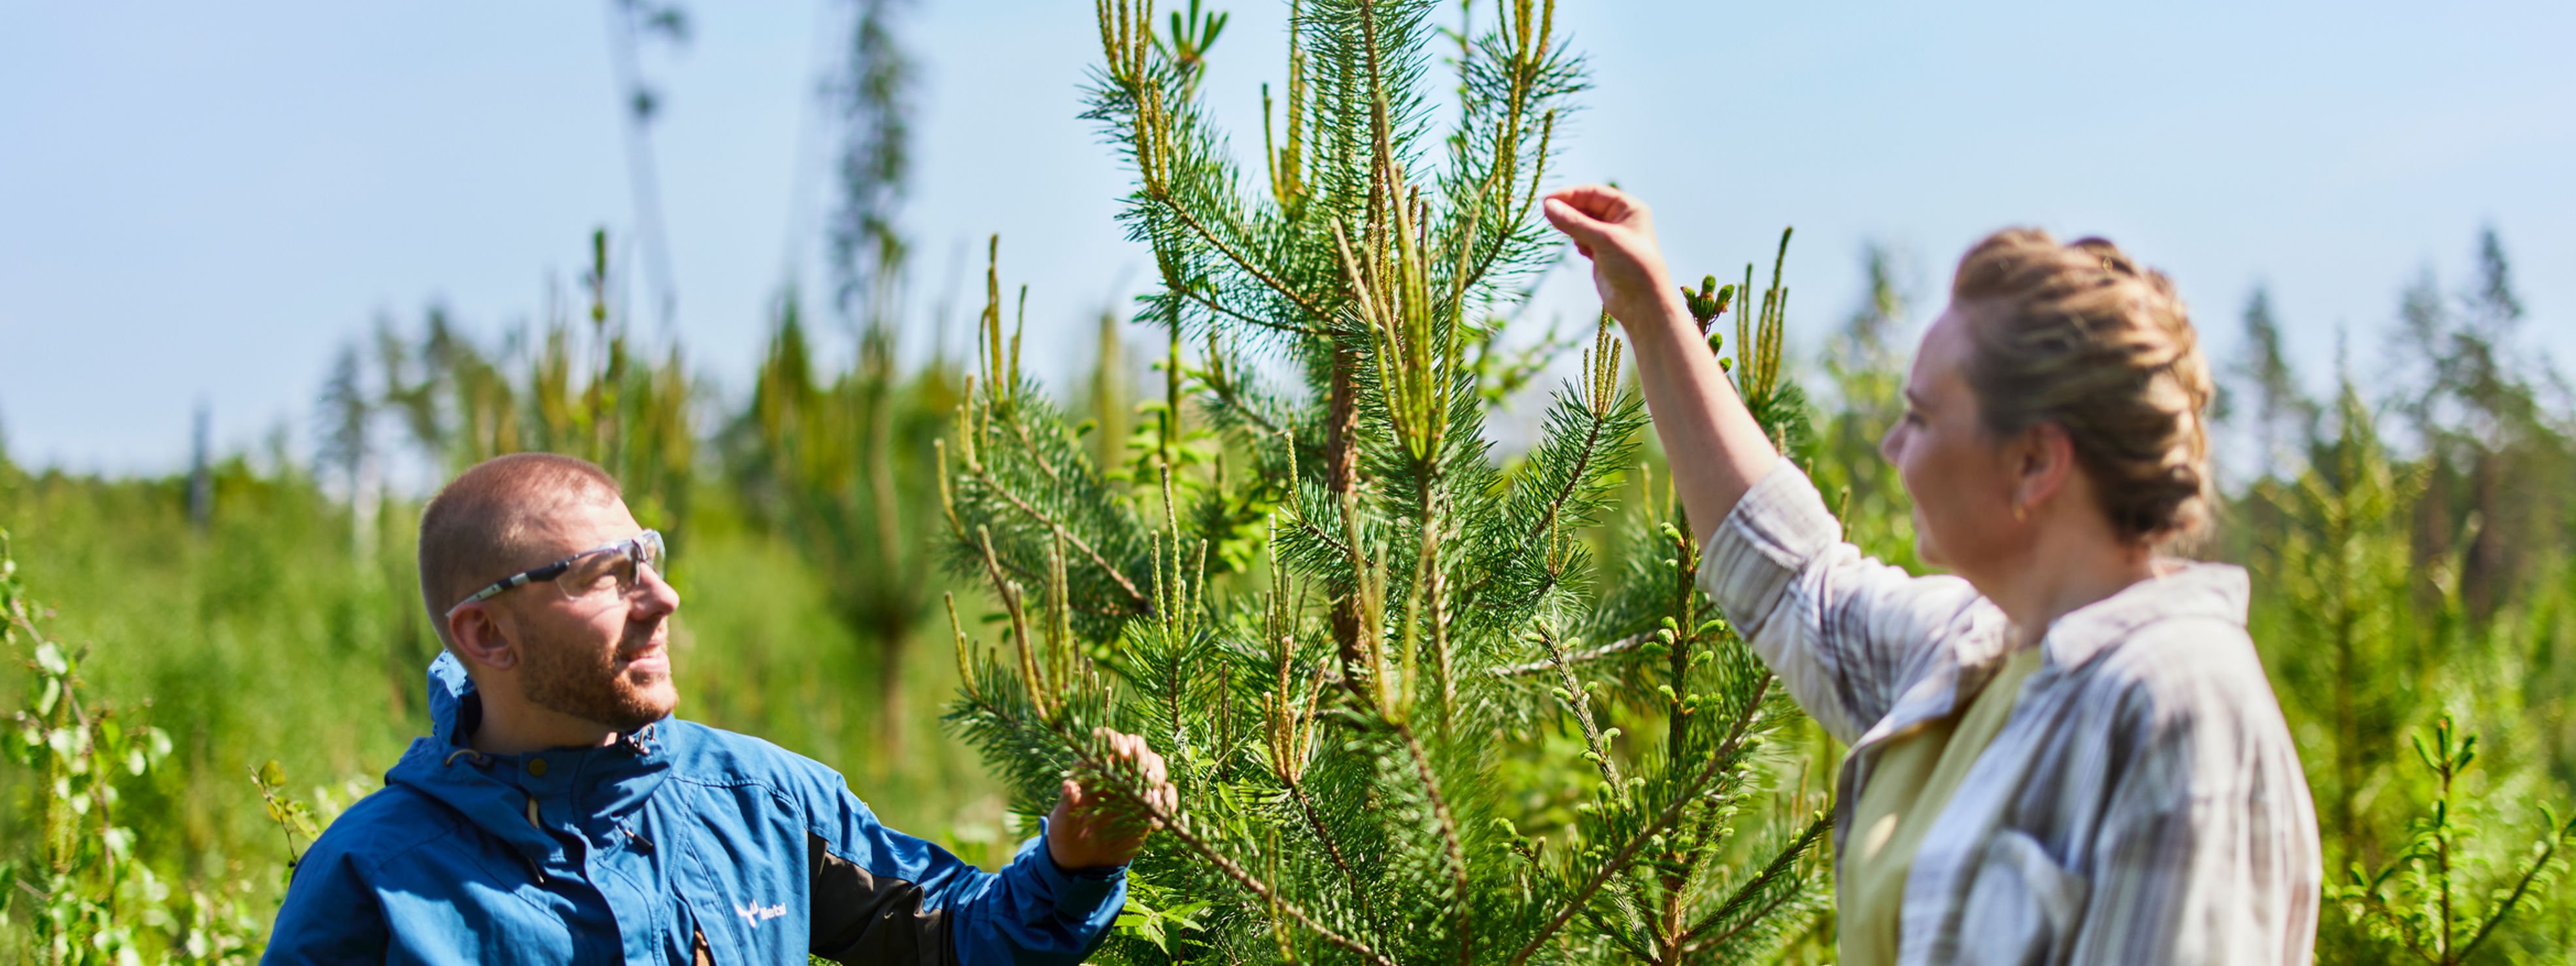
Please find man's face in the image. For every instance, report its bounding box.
[487,496,681,733]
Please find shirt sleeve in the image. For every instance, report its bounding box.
[260,844,390,965]
[1693,460,1997,744]
[809,782,1125,966]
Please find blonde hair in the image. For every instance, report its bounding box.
[1951,228,2214,546]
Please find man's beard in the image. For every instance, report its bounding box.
[518,623,675,734]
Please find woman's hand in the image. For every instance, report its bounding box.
[1544,184,1780,542]
[1544,185,1684,330]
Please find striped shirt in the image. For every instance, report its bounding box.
[1697,461,2320,964]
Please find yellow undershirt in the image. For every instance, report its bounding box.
[1838,644,2046,966]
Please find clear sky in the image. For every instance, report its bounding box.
[3,1,2570,476]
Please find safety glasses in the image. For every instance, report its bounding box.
[444,530,666,618]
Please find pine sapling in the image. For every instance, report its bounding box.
[935,2,1836,963]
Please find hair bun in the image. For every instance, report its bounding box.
[1952,229,2212,548]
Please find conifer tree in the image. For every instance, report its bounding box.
[938,1,1830,961]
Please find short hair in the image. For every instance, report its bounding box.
[1951,229,2214,547]
[418,453,622,645]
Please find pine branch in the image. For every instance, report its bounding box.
[2450,812,2573,962]
[1509,675,1777,966]
[1176,282,1329,337]
[1153,198,1340,327]
[957,452,1155,615]
[1489,631,1645,678]
[1286,778,1381,942]
[1079,727,1397,966]
[1674,815,1831,954]
[1392,722,1472,964]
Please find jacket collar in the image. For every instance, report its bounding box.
[386,654,674,871]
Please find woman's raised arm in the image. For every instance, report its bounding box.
[1542,186,1778,546]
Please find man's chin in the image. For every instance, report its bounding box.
[624,680,678,725]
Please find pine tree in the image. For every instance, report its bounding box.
[935,2,1830,961]
[2256,378,2426,866]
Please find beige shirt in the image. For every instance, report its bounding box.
[1840,644,2044,965]
[1697,461,2320,965]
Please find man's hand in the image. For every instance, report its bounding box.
[1045,728,1176,872]
[1542,184,1685,330]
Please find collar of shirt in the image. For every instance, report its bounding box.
[1849,559,2250,755]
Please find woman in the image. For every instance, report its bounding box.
[1543,186,2320,964]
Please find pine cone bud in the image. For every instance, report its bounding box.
[1679,276,1733,333]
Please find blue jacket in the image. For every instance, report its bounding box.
[263,654,1124,964]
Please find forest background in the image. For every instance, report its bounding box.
[4,1,2575,962]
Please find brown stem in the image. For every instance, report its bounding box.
[1537,627,1622,788]
[1326,342,1365,680]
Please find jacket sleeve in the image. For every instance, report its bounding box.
[809,781,1125,966]
[260,844,390,965]
[1693,460,1997,744]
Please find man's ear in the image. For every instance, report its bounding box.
[446,604,519,672]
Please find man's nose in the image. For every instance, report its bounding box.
[634,563,681,616]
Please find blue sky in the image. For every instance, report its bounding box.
[3,1,2570,476]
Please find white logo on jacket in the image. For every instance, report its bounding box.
[736,902,788,924]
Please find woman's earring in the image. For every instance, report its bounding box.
[2010,498,2027,522]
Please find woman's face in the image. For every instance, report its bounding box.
[1880,308,2027,574]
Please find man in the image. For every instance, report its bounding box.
[265,452,1176,964]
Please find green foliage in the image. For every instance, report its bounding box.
[2256,382,2428,861]
[2332,718,2576,965]
[0,529,261,965]
[0,10,2567,964]
[936,2,1831,962]
[2222,225,2576,962]
[735,292,961,761]
[1804,242,1913,571]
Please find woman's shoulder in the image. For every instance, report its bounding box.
[2052,561,2292,739]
